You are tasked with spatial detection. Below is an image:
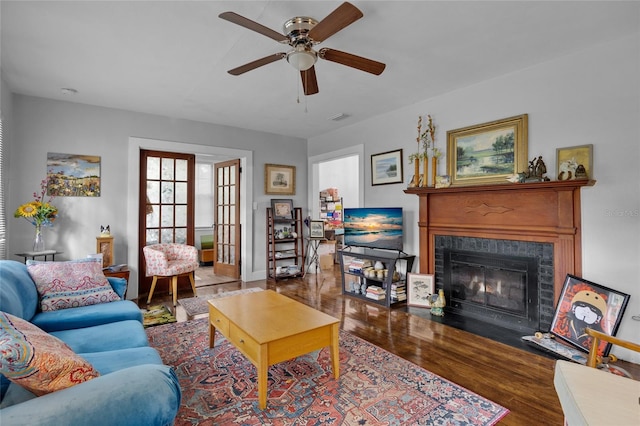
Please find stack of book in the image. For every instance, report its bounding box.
[348,259,372,273]
[365,285,386,300]
[391,282,406,302]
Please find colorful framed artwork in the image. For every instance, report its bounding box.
[265,164,296,195]
[47,152,101,197]
[556,144,593,181]
[309,220,325,239]
[371,149,403,186]
[270,199,293,220]
[407,273,435,307]
[446,114,528,186]
[550,274,630,356]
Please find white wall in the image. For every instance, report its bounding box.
[7,95,308,297]
[309,34,640,361]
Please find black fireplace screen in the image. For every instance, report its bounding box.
[443,249,539,333]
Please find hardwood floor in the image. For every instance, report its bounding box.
[141,265,565,425]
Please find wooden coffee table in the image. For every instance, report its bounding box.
[208,289,340,409]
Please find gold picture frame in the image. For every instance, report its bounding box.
[556,144,593,181]
[446,114,528,186]
[264,164,296,195]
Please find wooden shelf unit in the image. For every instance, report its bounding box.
[338,248,415,308]
[266,207,305,280]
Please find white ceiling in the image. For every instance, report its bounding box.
[2,1,638,139]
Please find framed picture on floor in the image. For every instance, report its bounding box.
[550,274,630,356]
[407,273,435,307]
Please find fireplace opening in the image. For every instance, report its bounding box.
[443,249,540,334]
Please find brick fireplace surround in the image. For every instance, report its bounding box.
[405,180,595,317]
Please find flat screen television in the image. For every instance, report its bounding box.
[343,207,403,251]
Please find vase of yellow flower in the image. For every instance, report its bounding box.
[14,178,58,252]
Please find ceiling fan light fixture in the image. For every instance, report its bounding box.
[287,46,317,71]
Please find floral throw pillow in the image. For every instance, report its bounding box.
[27,258,120,311]
[0,312,100,396]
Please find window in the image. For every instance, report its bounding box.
[195,161,213,228]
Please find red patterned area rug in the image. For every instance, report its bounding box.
[147,318,509,425]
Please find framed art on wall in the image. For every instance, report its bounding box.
[47,152,101,197]
[371,149,403,186]
[265,164,296,195]
[550,274,629,356]
[446,114,528,187]
[407,273,435,307]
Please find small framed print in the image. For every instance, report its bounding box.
[407,273,435,307]
[265,163,296,195]
[309,220,325,239]
[550,274,630,356]
[270,199,293,220]
[371,149,403,186]
[556,144,593,180]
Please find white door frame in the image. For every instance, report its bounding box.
[127,137,254,299]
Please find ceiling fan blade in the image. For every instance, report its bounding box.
[228,53,286,75]
[319,48,386,75]
[308,2,363,43]
[219,11,287,43]
[300,67,319,95]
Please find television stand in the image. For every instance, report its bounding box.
[338,248,415,308]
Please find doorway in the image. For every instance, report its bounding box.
[308,145,365,218]
[127,138,255,300]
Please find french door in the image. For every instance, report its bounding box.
[139,150,195,296]
[213,159,240,278]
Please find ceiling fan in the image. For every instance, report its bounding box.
[219,2,386,96]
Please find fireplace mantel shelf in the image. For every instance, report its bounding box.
[404,179,595,195]
[405,179,596,300]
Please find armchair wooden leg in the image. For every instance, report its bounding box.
[189,272,197,297]
[171,275,178,306]
[147,276,158,304]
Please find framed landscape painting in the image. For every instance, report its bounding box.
[47,152,101,197]
[446,114,528,186]
[371,149,403,186]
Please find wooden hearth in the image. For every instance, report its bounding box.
[405,180,595,301]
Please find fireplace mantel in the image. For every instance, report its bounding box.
[405,180,596,299]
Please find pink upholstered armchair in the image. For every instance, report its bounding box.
[143,243,199,306]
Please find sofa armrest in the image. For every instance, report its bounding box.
[0,364,181,426]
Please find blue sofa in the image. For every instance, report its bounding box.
[0,260,181,425]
